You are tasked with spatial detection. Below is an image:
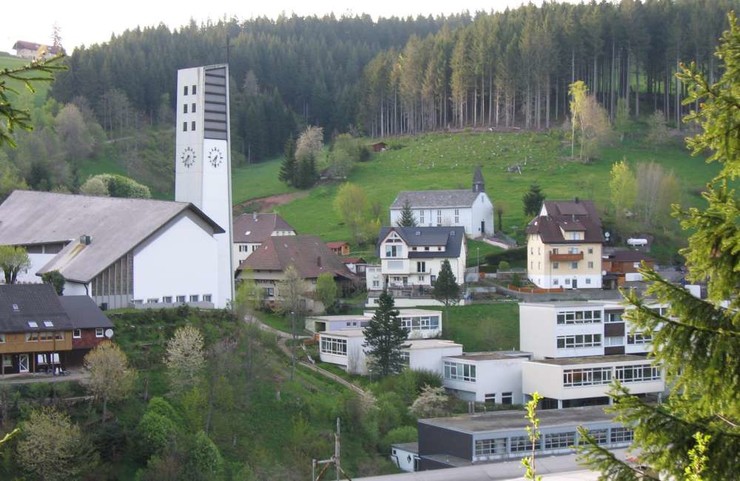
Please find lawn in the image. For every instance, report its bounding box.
[232,130,718,251]
[443,302,520,352]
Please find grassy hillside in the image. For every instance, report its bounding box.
[230,130,718,250]
[0,53,55,109]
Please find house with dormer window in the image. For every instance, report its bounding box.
[525,199,604,289]
[366,226,466,307]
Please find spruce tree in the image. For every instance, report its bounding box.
[522,184,546,218]
[432,259,460,307]
[363,290,409,378]
[577,14,740,480]
[397,199,417,227]
[278,136,296,186]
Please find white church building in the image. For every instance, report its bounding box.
[0,64,234,309]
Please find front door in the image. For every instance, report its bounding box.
[18,354,29,373]
[481,221,485,235]
[572,278,578,289]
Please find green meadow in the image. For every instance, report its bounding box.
[231,130,718,248]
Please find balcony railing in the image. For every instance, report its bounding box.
[549,251,584,262]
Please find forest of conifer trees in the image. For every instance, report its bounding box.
[47,0,739,162]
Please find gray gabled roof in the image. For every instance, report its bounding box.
[0,190,224,283]
[58,296,113,330]
[390,190,481,210]
[0,284,72,332]
[377,226,465,259]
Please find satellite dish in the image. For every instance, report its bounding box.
[602,270,607,276]
[104,328,114,339]
[604,232,611,239]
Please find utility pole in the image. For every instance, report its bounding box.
[290,310,296,380]
[312,418,352,481]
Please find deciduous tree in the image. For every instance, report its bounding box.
[315,272,338,313]
[578,13,740,480]
[363,290,408,379]
[409,385,449,418]
[84,341,136,423]
[609,159,637,225]
[164,326,206,396]
[16,407,97,481]
[0,245,31,284]
[334,182,373,245]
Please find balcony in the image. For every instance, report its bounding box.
[549,250,583,262]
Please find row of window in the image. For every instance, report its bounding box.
[531,247,594,255]
[615,364,661,382]
[551,261,595,269]
[12,328,106,343]
[553,278,593,286]
[474,427,633,456]
[556,310,602,324]
[563,364,660,387]
[556,333,601,349]
[182,121,197,132]
[183,103,196,114]
[444,361,476,382]
[416,209,454,225]
[321,337,347,356]
[238,245,259,253]
[484,392,513,405]
[134,295,213,304]
[183,85,197,96]
[400,316,440,331]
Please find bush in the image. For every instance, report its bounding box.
[485,247,527,266]
[497,260,511,271]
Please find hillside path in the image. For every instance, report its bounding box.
[248,316,371,399]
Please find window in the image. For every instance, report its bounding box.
[571,261,578,269]
[40,331,53,341]
[610,427,634,443]
[605,312,623,323]
[96,328,104,338]
[385,245,400,257]
[556,334,601,349]
[25,332,38,342]
[563,367,612,387]
[147,298,159,304]
[28,321,38,328]
[501,392,513,405]
[191,103,196,112]
[418,275,425,282]
[372,280,380,288]
[444,361,476,382]
[587,429,608,445]
[43,321,54,327]
[0,334,4,343]
[484,393,496,404]
[511,436,539,453]
[419,211,425,224]
[553,262,559,269]
[189,295,199,302]
[586,279,592,284]
[416,261,426,273]
[544,431,576,449]
[604,336,624,346]
[556,310,602,324]
[436,210,442,225]
[475,438,507,456]
[162,296,173,303]
[183,104,188,113]
[588,247,593,254]
[252,245,258,251]
[627,332,653,344]
[176,295,186,303]
[2,355,11,368]
[184,86,188,95]
[182,122,187,132]
[55,332,64,340]
[565,278,571,285]
[202,294,212,302]
[553,279,559,286]
[320,337,347,356]
[192,85,196,95]
[264,287,274,297]
[454,209,459,224]
[615,364,661,383]
[73,329,81,339]
[191,120,196,131]
[400,351,410,366]
[588,261,594,268]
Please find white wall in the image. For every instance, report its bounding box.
[15,253,56,284]
[519,304,557,358]
[134,213,221,306]
[409,344,463,375]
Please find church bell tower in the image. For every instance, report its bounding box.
[175,64,234,308]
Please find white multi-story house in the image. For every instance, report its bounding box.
[525,199,604,289]
[389,167,494,238]
[519,301,666,409]
[232,213,295,271]
[366,226,467,307]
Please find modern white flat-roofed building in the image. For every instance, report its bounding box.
[307,308,443,339]
[442,351,532,405]
[318,330,462,375]
[522,355,664,409]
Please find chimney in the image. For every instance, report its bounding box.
[80,235,92,245]
[574,197,580,203]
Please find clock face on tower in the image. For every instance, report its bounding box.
[180,146,196,168]
[208,146,224,168]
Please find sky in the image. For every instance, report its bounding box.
[2,1,580,54]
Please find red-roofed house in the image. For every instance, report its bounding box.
[326,241,350,256]
[236,235,356,312]
[602,250,655,289]
[525,199,604,289]
[232,213,296,271]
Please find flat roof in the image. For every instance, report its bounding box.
[531,354,649,366]
[446,351,532,361]
[321,328,366,338]
[406,339,462,350]
[309,315,369,322]
[420,405,614,434]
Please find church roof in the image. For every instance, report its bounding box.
[390,190,483,210]
[0,190,224,283]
